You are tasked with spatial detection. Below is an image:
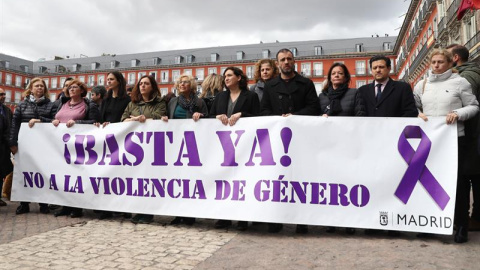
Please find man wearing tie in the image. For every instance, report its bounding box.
[358,55,417,117]
[358,56,418,236]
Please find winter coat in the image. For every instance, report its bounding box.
[261,73,320,116]
[209,89,260,118]
[167,96,208,119]
[250,81,265,102]
[99,95,131,123]
[9,96,56,147]
[414,69,479,137]
[318,88,366,116]
[121,96,166,121]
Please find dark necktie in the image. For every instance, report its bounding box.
[376,84,382,102]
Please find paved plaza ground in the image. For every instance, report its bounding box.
[0,200,479,269]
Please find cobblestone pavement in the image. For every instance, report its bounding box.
[1,200,479,269]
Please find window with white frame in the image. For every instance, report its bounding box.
[262,49,270,58]
[78,76,85,83]
[160,88,168,97]
[313,62,323,76]
[236,51,244,60]
[314,83,323,96]
[390,59,395,74]
[23,66,29,73]
[98,75,105,85]
[6,74,12,85]
[25,78,30,87]
[172,70,180,82]
[161,71,169,83]
[4,61,10,69]
[137,72,146,80]
[15,76,22,87]
[356,80,366,88]
[246,66,254,79]
[220,67,227,75]
[60,77,66,88]
[184,69,192,76]
[301,63,311,77]
[15,92,21,103]
[128,73,136,85]
[5,90,11,102]
[153,57,161,65]
[91,62,98,70]
[0,72,2,83]
[110,61,118,69]
[131,59,139,67]
[88,75,95,86]
[355,60,366,75]
[290,48,298,57]
[50,93,56,101]
[174,56,183,64]
[208,67,217,75]
[211,53,219,62]
[294,64,298,72]
[383,42,392,51]
[314,46,323,56]
[51,78,58,89]
[186,55,195,63]
[72,64,81,72]
[196,68,205,81]
[355,44,363,52]
[150,71,157,80]
[43,78,49,88]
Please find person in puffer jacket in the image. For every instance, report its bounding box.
[9,77,56,215]
[414,48,479,244]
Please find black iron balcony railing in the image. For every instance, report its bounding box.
[447,0,460,23]
[409,44,429,76]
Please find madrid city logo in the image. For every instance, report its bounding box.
[379,211,389,226]
[394,126,450,210]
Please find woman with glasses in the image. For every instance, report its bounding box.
[162,74,208,226]
[9,77,56,215]
[122,75,166,224]
[49,79,100,218]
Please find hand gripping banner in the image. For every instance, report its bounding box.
[395,126,450,210]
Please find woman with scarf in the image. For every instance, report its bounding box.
[414,49,479,243]
[162,74,208,225]
[249,59,279,102]
[318,63,365,235]
[9,77,56,215]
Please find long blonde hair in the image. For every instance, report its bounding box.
[200,73,223,98]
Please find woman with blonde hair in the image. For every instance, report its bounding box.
[250,59,279,101]
[200,73,223,111]
[9,77,56,214]
[414,48,479,243]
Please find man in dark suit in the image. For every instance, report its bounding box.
[358,55,418,117]
[261,49,320,234]
[359,56,417,236]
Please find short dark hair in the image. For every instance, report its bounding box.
[323,63,351,91]
[369,55,391,69]
[91,85,107,98]
[63,77,74,87]
[447,44,469,62]
[223,67,248,91]
[276,48,294,60]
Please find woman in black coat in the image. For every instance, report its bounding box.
[210,67,260,231]
[318,63,365,117]
[10,78,56,215]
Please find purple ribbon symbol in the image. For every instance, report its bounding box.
[395,126,450,210]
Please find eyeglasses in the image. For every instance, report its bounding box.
[68,86,80,91]
[179,81,191,85]
[0,93,6,96]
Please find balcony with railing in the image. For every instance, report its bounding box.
[409,44,429,76]
[438,17,446,37]
[465,31,480,60]
[447,0,460,24]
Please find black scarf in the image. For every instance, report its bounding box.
[324,84,349,116]
[178,92,198,114]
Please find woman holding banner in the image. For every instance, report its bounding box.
[51,79,100,218]
[94,71,131,220]
[414,48,479,243]
[210,66,260,231]
[9,77,56,215]
[122,75,166,224]
[318,63,365,235]
[162,74,208,226]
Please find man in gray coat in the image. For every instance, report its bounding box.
[447,44,480,230]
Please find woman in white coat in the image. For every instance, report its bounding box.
[414,48,479,243]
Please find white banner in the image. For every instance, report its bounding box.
[12,116,458,234]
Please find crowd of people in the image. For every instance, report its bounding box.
[1,46,479,244]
